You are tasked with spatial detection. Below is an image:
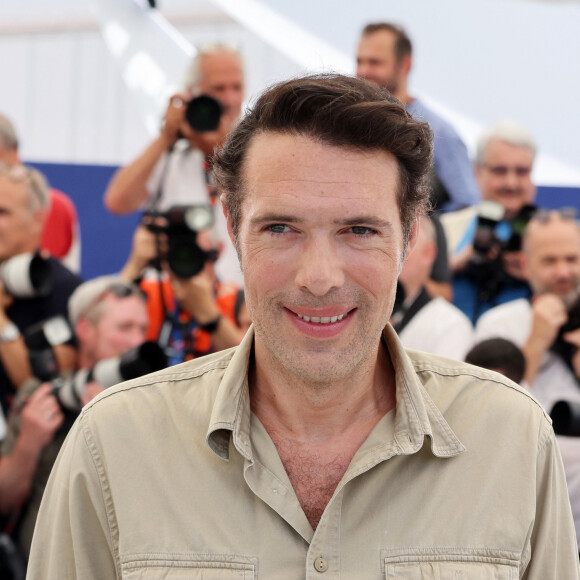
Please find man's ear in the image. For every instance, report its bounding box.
[75,317,93,345]
[400,53,412,77]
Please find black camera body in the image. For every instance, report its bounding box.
[143,205,216,279]
[184,95,222,133]
[471,202,537,264]
[24,316,73,382]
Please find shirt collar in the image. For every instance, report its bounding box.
[383,324,466,458]
[206,324,465,461]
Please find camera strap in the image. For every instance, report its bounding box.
[148,144,178,213]
[392,287,432,334]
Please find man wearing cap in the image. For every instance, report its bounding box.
[0,164,81,417]
[1,275,150,561]
[104,43,245,285]
[30,75,578,578]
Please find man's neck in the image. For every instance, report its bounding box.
[249,340,396,442]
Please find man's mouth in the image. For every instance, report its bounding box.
[295,311,350,324]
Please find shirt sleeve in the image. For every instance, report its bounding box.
[27,412,120,579]
[522,419,580,578]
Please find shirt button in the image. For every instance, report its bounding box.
[314,557,328,572]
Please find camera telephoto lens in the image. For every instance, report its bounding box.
[185,95,222,132]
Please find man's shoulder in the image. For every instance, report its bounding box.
[406,349,549,420]
[476,298,530,326]
[86,347,238,411]
[49,256,83,288]
[427,297,472,325]
[408,98,460,138]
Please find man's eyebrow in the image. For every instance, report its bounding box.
[249,214,395,230]
[338,216,394,228]
[249,214,303,226]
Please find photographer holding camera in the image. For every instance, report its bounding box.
[474,210,580,547]
[447,121,537,323]
[0,276,152,562]
[0,163,81,418]
[475,210,580,410]
[104,43,244,285]
[120,208,249,366]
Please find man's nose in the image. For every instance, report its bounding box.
[555,261,575,280]
[294,236,345,296]
[503,169,520,189]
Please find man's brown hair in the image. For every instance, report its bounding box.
[212,73,433,248]
[361,22,412,62]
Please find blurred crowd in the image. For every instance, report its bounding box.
[1,23,580,574]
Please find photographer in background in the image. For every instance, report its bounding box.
[0,164,81,417]
[475,210,580,409]
[446,121,537,322]
[104,43,245,285]
[0,276,150,561]
[474,210,580,548]
[391,214,473,360]
[120,210,249,366]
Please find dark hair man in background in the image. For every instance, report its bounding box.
[29,75,578,578]
[356,22,479,213]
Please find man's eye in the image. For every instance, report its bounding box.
[268,224,290,234]
[350,226,374,236]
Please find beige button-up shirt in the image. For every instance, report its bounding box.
[28,326,579,579]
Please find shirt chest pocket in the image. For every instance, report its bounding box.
[121,554,257,579]
[383,549,519,579]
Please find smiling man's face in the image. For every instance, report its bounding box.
[235,132,412,386]
[475,139,536,220]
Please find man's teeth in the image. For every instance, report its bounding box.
[296,313,345,323]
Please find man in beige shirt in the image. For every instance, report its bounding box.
[28,75,579,578]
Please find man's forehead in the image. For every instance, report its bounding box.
[528,220,580,252]
[0,176,28,204]
[483,139,534,162]
[242,132,398,183]
[359,30,397,55]
[199,52,242,81]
